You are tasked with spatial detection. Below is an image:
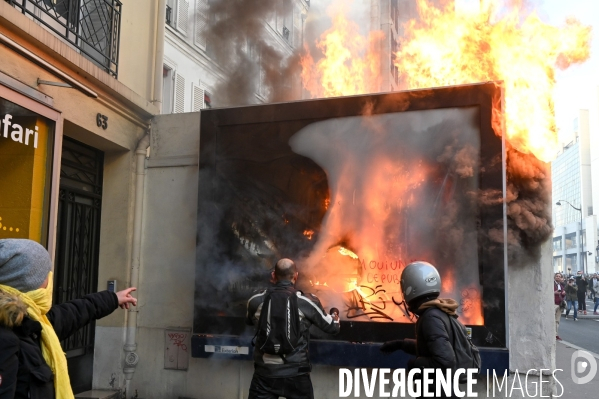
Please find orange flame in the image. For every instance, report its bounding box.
[303,229,314,240]
[301,9,383,98]
[297,0,590,325]
[300,1,591,162]
[394,0,591,162]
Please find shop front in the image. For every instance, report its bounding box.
[0,83,62,255]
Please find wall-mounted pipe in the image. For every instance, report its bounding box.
[123,132,150,396]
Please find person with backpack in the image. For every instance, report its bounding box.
[246,258,340,399]
[379,261,480,398]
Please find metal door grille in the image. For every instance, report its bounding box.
[54,137,103,355]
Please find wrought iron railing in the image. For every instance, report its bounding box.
[6,0,122,78]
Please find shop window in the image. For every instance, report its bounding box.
[565,233,576,250]
[553,256,563,272]
[553,237,562,252]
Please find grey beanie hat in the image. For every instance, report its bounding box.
[0,239,52,292]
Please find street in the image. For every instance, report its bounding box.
[558,317,599,354]
[554,298,599,398]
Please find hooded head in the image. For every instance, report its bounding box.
[0,239,52,292]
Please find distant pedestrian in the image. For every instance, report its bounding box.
[590,274,598,301]
[553,272,566,341]
[564,277,578,321]
[576,274,588,314]
[0,239,137,399]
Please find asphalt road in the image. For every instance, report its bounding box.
[558,317,599,355]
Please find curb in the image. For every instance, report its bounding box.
[558,340,599,360]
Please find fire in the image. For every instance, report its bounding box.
[295,0,590,325]
[303,229,314,240]
[394,0,590,162]
[301,0,591,162]
[301,8,383,98]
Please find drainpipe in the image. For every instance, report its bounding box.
[153,0,167,112]
[123,133,150,396]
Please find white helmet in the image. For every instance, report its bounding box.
[400,261,442,304]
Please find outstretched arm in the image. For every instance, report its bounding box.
[48,287,137,341]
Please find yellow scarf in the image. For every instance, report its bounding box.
[0,273,74,399]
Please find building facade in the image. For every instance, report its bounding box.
[552,109,598,275]
[162,0,309,112]
[0,0,161,396]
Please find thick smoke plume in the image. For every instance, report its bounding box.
[203,0,302,106]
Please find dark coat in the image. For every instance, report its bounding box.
[565,283,578,301]
[0,290,118,399]
[576,277,588,298]
[403,307,457,399]
[246,281,340,378]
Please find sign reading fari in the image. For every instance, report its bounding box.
[0,97,55,242]
[2,113,41,148]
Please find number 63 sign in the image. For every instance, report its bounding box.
[96,113,108,130]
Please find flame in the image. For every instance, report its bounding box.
[303,229,314,240]
[301,7,383,98]
[394,0,590,162]
[295,0,590,325]
[338,246,358,259]
[301,0,591,162]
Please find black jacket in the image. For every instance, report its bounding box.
[403,307,457,399]
[246,281,340,378]
[0,290,118,399]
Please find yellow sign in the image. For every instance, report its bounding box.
[0,97,54,242]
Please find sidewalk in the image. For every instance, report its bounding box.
[555,340,599,398]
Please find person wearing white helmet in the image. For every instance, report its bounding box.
[380,261,461,399]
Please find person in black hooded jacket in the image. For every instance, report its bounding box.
[0,238,137,399]
[380,261,462,399]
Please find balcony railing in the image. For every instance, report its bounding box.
[6,0,122,78]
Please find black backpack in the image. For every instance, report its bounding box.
[254,286,301,355]
[446,314,481,380]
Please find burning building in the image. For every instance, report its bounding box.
[192,81,509,369]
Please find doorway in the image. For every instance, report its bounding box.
[54,136,104,393]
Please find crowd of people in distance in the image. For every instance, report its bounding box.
[554,271,599,342]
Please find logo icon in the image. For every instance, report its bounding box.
[424,276,437,286]
[571,350,598,384]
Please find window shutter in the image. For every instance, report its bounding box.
[177,0,189,34]
[194,0,208,49]
[174,73,186,113]
[192,83,205,111]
